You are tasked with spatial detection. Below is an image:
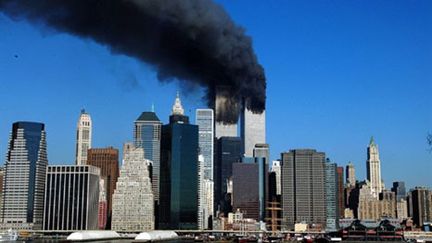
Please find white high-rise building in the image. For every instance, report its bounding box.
[111,143,154,231]
[196,109,214,180]
[241,100,266,157]
[75,109,92,165]
[366,137,383,198]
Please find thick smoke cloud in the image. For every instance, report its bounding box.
[0,0,266,123]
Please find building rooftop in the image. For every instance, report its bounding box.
[136,112,160,122]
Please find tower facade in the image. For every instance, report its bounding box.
[281,149,326,230]
[214,86,238,138]
[196,109,214,180]
[325,160,338,231]
[241,99,265,157]
[366,137,383,198]
[75,109,92,165]
[160,93,199,230]
[346,162,356,188]
[43,165,100,230]
[1,122,48,229]
[111,143,154,231]
[134,111,162,201]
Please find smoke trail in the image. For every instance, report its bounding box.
[0,0,266,123]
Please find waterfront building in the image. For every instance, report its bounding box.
[281,149,326,230]
[75,109,92,165]
[392,181,407,201]
[43,165,100,231]
[346,162,356,188]
[241,99,265,157]
[159,93,199,230]
[111,143,154,231]
[1,122,48,230]
[214,136,242,215]
[325,160,338,231]
[337,166,345,218]
[87,147,119,228]
[411,187,432,227]
[214,86,238,138]
[366,137,384,198]
[134,111,162,202]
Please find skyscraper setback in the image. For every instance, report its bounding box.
[366,137,383,198]
[134,111,162,201]
[75,109,92,165]
[1,122,48,229]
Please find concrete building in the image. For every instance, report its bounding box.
[411,187,432,227]
[396,198,408,220]
[111,143,154,231]
[325,160,338,231]
[281,149,326,230]
[346,162,356,188]
[1,122,48,230]
[75,109,92,165]
[379,190,396,218]
[134,111,162,202]
[241,99,265,157]
[87,147,119,228]
[366,137,383,198]
[159,93,199,230]
[43,165,100,231]
[392,181,407,201]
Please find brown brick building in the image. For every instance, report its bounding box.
[87,147,119,228]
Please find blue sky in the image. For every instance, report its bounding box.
[0,1,431,189]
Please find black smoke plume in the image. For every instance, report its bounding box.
[0,0,266,123]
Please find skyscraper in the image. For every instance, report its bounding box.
[43,165,100,231]
[411,187,432,227]
[241,99,266,157]
[75,109,92,165]
[232,161,260,221]
[159,93,199,230]
[214,86,238,138]
[134,111,162,201]
[325,160,338,231]
[214,137,242,215]
[111,143,154,231]
[281,149,326,230]
[366,137,383,198]
[392,181,407,201]
[346,162,356,188]
[336,166,345,218]
[270,160,281,197]
[87,147,119,228]
[196,109,214,181]
[1,122,48,229]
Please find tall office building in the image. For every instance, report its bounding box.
[198,154,213,229]
[396,199,408,220]
[1,122,48,230]
[214,86,238,138]
[366,137,383,198]
[392,181,407,201]
[87,147,119,228]
[196,109,214,181]
[346,162,356,188]
[75,109,92,165]
[159,94,199,230]
[281,149,326,230]
[111,143,154,231]
[232,161,260,221]
[241,99,266,157]
[411,187,432,227]
[134,111,162,201]
[336,167,345,218]
[214,137,242,215]
[43,165,100,230]
[270,160,281,196]
[325,160,338,231]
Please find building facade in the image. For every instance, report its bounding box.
[232,162,260,221]
[134,111,162,202]
[111,143,154,231]
[159,94,199,230]
[1,122,48,230]
[392,181,407,201]
[281,149,326,230]
[75,109,92,165]
[346,162,356,188]
[214,86,238,138]
[366,137,383,198]
[241,99,265,157]
[196,109,214,181]
[43,165,100,230]
[87,147,119,228]
[270,160,281,197]
[411,187,432,227]
[336,166,345,218]
[325,161,338,231]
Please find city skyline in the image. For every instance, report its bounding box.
[0,0,431,190]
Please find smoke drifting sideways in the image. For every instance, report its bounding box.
[0,0,266,124]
